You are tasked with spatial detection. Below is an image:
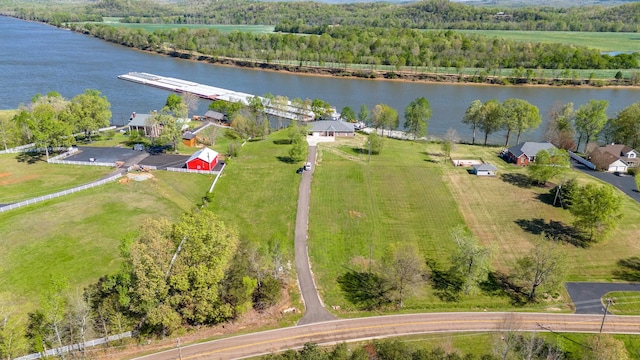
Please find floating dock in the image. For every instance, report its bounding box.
[118,72,314,121]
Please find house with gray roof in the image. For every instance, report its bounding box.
[589,144,639,172]
[309,120,355,137]
[127,112,159,137]
[506,142,556,166]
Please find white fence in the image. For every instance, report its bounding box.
[167,167,220,175]
[568,150,596,170]
[0,143,35,154]
[48,159,117,167]
[0,174,122,213]
[15,331,132,360]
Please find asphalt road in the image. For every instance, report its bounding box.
[566,282,640,314]
[132,312,640,360]
[571,159,640,203]
[295,145,336,325]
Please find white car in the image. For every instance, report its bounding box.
[304,162,312,171]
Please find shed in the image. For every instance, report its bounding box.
[182,131,196,147]
[186,147,218,171]
[472,163,498,176]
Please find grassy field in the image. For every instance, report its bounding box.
[97,18,275,34]
[0,154,113,203]
[208,130,301,257]
[604,291,640,315]
[452,30,640,53]
[307,136,640,314]
[0,167,213,313]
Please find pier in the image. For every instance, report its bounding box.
[118,72,314,121]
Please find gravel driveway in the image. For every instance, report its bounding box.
[565,282,640,314]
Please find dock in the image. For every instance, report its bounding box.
[118,72,314,121]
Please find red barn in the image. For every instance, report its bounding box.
[186,147,218,171]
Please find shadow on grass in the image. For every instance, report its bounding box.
[479,271,528,306]
[15,152,44,164]
[351,147,369,155]
[500,172,532,188]
[276,156,297,164]
[514,218,588,247]
[273,139,293,145]
[613,256,640,282]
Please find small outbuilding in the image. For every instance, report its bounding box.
[186,147,218,171]
[182,131,196,147]
[203,110,226,123]
[472,163,498,176]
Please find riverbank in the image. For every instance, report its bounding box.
[133,47,640,89]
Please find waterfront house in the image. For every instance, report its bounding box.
[505,142,556,166]
[589,144,639,172]
[309,120,355,137]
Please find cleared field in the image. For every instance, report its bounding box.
[452,30,640,53]
[0,170,213,312]
[96,19,275,34]
[208,131,300,254]
[444,143,640,282]
[0,154,113,203]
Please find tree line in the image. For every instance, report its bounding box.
[14,0,640,34]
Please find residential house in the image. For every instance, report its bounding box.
[309,120,355,137]
[127,112,159,137]
[505,142,556,166]
[203,110,226,123]
[589,144,639,172]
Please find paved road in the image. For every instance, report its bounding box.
[133,312,640,360]
[295,145,335,325]
[566,282,640,314]
[571,159,640,203]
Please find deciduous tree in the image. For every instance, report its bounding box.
[450,227,491,294]
[610,102,640,149]
[479,99,504,146]
[569,184,623,242]
[502,98,541,146]
[340,106,356,122]
[381,243,425,308]
[66,89,112,141]
[574,99,609,152]
[462,99,483,145]
[544,102,576,150]
[358,104,369,124]
[527,148,570,186]
[404,97,431,140]
[583,334,630,360]
[512,238,565,302]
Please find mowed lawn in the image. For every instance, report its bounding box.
[0,154,113,203]
[444,144,640,282]
[309,136,473,310]
[209,131,300,254]
[0,169,212,313]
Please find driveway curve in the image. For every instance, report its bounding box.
[566,282,640,314]
[295,145,335,325]
[571,159,640,203]
[132,312,640,360]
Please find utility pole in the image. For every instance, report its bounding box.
[599,297,614,334]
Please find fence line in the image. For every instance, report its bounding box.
[568,150,596,170]
[209,163,227,193]
[47,159,117,167]
[15,331,132,360]
[167,167,219,175]
[0,143,35,154]
[0,174,122,213]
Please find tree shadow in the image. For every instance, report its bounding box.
[514,218,588,247]
[351,147,368,155]
[536,192,556,206]
[426,260,463,302]
[273,139,292,145]
[15,152,44,164]
[276,156,296,164]
[479,271,528,306]
[500,173,532,188]
[613,256,640,282]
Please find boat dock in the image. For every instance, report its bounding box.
[118,72,314,121]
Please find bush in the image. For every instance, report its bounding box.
[627,167,637,176]
[368,132,384,155]
[228,141,241,157]
[253,275,282,311]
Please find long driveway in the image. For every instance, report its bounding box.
[133,312,640,360]
[571,159,640,203]
[295,145,335,325]
[566,282,640,314]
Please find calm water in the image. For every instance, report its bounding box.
[2,16,640,143]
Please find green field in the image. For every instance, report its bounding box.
[452,30,640,53]
[0,154,113,203]
[0,168,213,313]
[97,18,275,34]
[604,291,640,315]
[307,136,640,313]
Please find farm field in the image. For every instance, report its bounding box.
[208,130,301,257]
[308,136,640,314]
[0,154,113,204]
[451,30,640,53]
[0,168,213,313]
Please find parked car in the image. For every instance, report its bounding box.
[296,167,304,174]
[304,162,312,171]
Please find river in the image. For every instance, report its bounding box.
[2,16,639,143]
